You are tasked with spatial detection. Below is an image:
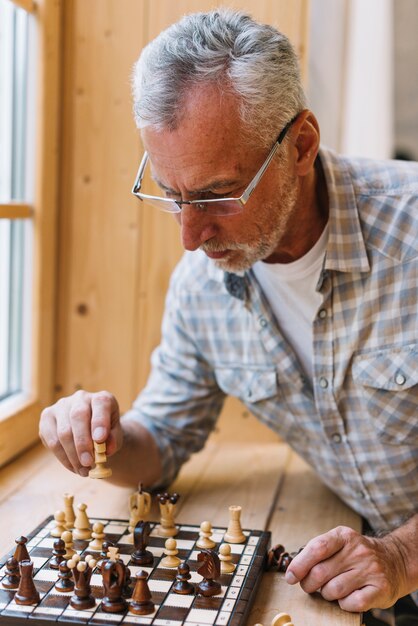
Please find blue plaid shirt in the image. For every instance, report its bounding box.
[125,147,418,533]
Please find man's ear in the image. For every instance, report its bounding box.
[291,109,320,176]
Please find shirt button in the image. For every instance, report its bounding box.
[395,373,406,386]
[319,377,328,389]
[318,308,327,319]
[259,317,268,328]
[357,490,366,499]
[331,432,342,444]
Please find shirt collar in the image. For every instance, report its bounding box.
[319,146,370,274]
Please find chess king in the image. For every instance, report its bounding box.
[101,559,128,613]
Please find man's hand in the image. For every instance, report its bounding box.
[284,525,410,612]
[39,390,123,476]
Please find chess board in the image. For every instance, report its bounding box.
[0,516,271,626]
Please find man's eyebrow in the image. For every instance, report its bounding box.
[152,175,241,195]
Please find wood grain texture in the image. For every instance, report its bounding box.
[0,439,360,625]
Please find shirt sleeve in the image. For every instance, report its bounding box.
[122,270,225,488]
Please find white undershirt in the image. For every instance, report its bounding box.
[252,224,329,380]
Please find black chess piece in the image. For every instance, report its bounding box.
[196,549,221,597]
[131,520,154,566]
[69,562,96,610]
[97,540,114,570]
[101,559,128,613]
[129,570,154,615]
[15,560,40,605]
[2,556,20,589]
[173,561,194,595]
[122,565,132,598]
[55,560,74,592]
[50,538,66,570]
[13,536,30,563]
[267,543,293,572]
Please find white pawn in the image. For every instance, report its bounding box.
[61,530,76,559]
[219,543,236,574]
[196,521,216,549]
[73,503,92,540]
[51,510,67,538]
[271,613,294,626]
[160,538,181,568]
[88,522,105,551]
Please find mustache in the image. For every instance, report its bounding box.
[200,240,252,253]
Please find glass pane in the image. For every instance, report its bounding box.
[0,1,32,402]
[0,0,29,201]
[0,219,28,401]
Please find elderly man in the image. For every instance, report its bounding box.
[39,9,418,622]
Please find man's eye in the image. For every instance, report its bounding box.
[206,191,232,200]
[164,191,181,201]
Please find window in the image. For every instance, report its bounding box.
[0,0,61,465]
[0,0,33,403]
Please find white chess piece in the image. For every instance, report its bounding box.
[196,521,216,549]
[51,511,67,538]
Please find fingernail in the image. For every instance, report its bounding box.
[80,452,93,466]
[93,427,106,441]
[79,467,89,477]
[285,571,298,584]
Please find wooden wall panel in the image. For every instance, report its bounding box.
[56,1,309,442]
[57,0,146,403]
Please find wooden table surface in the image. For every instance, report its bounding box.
[0,439,362,626]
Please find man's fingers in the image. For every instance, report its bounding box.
[68,394,94,467]
[90,391,119,443]
[319,570,359,602]
[285,526,352,584]
[338,586,384,613]
[39,389,120,476]
[39,409,78,475]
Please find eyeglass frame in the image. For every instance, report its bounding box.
[131,113,299,215]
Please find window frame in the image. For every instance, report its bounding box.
[0,0,61,466]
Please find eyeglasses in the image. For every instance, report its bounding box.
[131,114,298,217]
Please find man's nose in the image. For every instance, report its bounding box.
[177,206,218,251]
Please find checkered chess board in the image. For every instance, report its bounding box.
[0,516,270,626]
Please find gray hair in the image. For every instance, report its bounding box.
[132,8,307,146]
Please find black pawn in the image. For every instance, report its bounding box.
[173,562,194,595]
[50,538,66,570]
[2,556,20,589]
[129,570,154,615]
[13,536,30,563]
[55,560,74,592]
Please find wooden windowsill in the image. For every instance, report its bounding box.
[0,394,41,467]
